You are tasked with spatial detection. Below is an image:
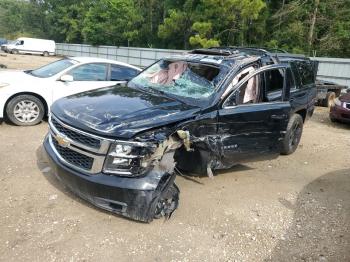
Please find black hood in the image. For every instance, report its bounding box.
[51,85,201,139]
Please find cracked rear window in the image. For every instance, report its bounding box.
[129,59,222,99]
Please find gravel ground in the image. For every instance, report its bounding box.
[0,55,349,262]
[0,52,59,69]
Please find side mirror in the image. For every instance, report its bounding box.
[60,75,74,82]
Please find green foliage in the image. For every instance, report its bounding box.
[0,0,47,39]
[82,0,142,46]
[189,22,220,48]
[0,0,349,57]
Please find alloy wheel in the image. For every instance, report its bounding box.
[13,100,40,123]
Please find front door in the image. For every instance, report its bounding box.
[53,63,112,101]
[217,66,291,165]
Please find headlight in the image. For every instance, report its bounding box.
[334,97,342,107]
[0,83,9,88]
[103,142,157,176]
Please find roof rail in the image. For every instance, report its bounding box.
[209,46,269,56]
[209,46,306,59]
[189,49,233,56]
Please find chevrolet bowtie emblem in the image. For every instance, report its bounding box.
[55,134,70,148]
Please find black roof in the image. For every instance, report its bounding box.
[165,46,312,72]
[190,47,309,62]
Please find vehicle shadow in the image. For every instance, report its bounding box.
[266,169,350,261]
[35,145,147,224]
[36,145,91,204]
[177,164,255,183]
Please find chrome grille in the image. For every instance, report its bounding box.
[51,117,101,149]
[52,136,94,170]
[48,114,111,174]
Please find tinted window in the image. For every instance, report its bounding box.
[111,65,139,81]
[286,68,296,89]
[70,63,107,81]
[295,61,314,86]
[290,62,301,88]
[265,69,284,94]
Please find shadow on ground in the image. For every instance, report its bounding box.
[266,169,350,261]
[35,145,129,219]
[35,145,160,224]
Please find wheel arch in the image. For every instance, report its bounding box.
[295,108,307,122]
[4,92,49,119]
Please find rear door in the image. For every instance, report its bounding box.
[109,64,140,82]
[290,61,316,118]
[217,65,291,165]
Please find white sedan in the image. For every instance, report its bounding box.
[0,57,141,125]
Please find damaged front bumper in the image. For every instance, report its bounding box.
[43,136,176,222]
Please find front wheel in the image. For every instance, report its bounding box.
[43,51,49,57]
[281,114,304,155]
[11,49,18,55]
[154,183,179,219]
[6,95,45,126]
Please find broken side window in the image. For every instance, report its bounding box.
[265,69,284,94]
[224,68,286,106]
[264,68,285,102]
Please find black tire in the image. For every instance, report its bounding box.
[324,92,336,107]
[11,49,18,55]
[43,51,49,57]
[154,183,180,219]
[281,114,304,155]
[6,95,45,126]
[330,116,337,123]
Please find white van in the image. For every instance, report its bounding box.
[6,37,55,56]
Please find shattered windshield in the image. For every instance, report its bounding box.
[129,59,222,100]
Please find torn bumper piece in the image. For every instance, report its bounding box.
[43,136,176,222]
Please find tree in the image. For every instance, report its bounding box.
[43,0,91,43]
[158,0,266,49]
[82,0,142,46]
[266,0,350,57]
[0,0,47,39]
[0,0,349,57]
[158,0,198,49]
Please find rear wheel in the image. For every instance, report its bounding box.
[281,114,304,155]
[43,51,49,57]
[6,95,45,126]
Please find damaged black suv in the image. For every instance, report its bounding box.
[43,48,317,222]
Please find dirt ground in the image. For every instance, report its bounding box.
[0,55,349,262]
[0,52,59,70]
